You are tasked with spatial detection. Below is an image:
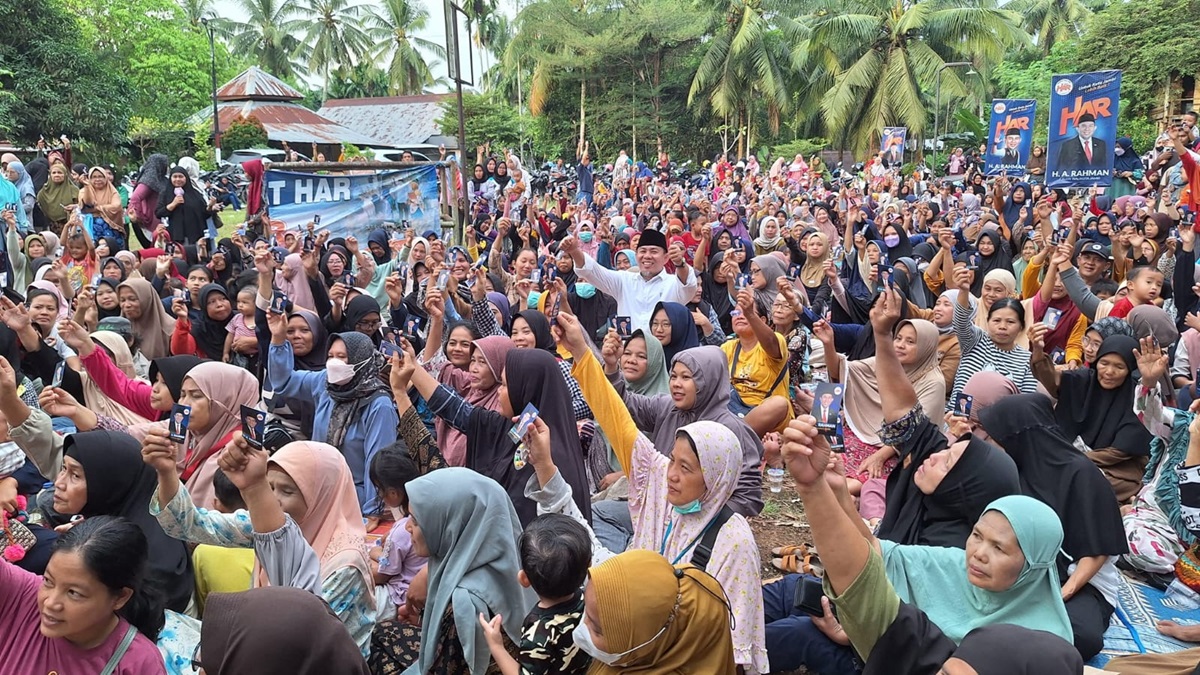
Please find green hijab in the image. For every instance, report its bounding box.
[405,468,535,675]
[626,329,670,396]
[36,171,78,224]
[880,494,1072,644]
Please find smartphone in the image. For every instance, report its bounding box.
[508,402,540,445]
[303,235,315,253]
[793,576,833,618]
[168,404,191,443]
[240,405,266,449]
[954,393,974,418]
[379,341,402,359]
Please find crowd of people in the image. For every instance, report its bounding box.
[4,120,1200,674]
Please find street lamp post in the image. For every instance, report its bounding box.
[932,61,972,160]
[200,15,221,165]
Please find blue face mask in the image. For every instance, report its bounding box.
[884,234,901,247]
[575,282,597,299]
[672,499,703,515]
[579,231,594,243]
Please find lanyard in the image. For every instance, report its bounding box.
[659,512,720,565]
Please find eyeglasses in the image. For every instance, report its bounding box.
[356,318,382,330]
[1081,337,1102,349]
[650,321,672,331]
[191,644,202,670]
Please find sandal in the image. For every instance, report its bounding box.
[771,552,824,577]
[769,543,818,558]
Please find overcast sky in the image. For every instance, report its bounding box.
[211,0,503,94]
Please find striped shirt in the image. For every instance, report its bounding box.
[949,301,1037,407]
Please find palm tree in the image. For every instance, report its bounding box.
[793,0,1028,157]
[178,0,214,26]
[224,0,309,79]
[1005,0,1092,55]
[688,0,795,157]
[363,0,446,95]
[299,0,372,97]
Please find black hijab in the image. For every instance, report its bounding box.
[95,277,122,321]
[289,308,330,371]
[514,310,556,353]
[66,430,194,612]
[0,323,22,382]
[653,301,700,366]
[1055,335,1152,456]
[876,419,1020,548]
[701,250,735,332]
[846,288,911,361]
[464,348,591,526]
[341,295,382,344]
[191,283,232,360]
[972,230,1013,296]
[980,394,1128,575]
[148,355,204,404]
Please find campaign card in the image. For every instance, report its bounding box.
[812,382,844,434]
[614,316,632,338]
[954,393,973,418]
[240,405,266,449]
[788,263,802,280]
[1043,307,1063,331]
[272,248,286,265]
[168,404,191,443]
[342,273,356,288]
[435,270,450,291]
[735,273,751,291]
[379,340,401,359]
[547,294,562,327]
[826,419,845,453]
[50,361,65,389]
[270,290,289,314]
[530,269,541,285]
[508,403,539,445]
[405,315,425,336]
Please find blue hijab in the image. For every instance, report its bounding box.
[652,301,700,366]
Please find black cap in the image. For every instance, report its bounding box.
[637,228,668,251]
[1078,241,1111,259]
[1078,113,1096,124]
[1005,127,1022,137]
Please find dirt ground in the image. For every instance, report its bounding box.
[749,473,812,675]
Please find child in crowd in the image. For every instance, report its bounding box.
[368,445,428,620]
[192,469,254,615]
[479,513,593,675]
[1104,265,1163,319]
[224,285,259,366]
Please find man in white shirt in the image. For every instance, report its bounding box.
[561,228,697,333]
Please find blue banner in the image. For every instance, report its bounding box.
[264,166,440,239]
[1046,70,1121,188]
[984,99,1036,177]
[881,127,907,166]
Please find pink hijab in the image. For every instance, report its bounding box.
[276,254,317,313]
[435,335,514,466]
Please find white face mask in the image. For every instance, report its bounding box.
[1115,147,1125,156]
[326,357,358,385]
[571,615,671,666]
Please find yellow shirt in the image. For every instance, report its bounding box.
[721,334,790,406]
[192,544,254,616]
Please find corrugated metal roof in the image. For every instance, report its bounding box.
[203,100,385,145]
[216,66,305,102]
[319,94,455,148]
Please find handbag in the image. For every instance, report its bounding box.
[99,625,138,675]
[1,509,37,562]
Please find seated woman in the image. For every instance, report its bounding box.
[949,265,1037,405]
[723,288,794,436]
[169,283,233,360]
[1030,330,1153,502]
[266,317,399,516]
[145,438,375,658]
[117,278,176,360]
[556,312,769,673]
[368,468,532,673]
[815,316,944,498]
[510,307,593,421]
[778,415,1079,674]
[648,300,700,366]
[576,549,738,673]
[906,289,967,393]
[0,516,168,674]
[980,394,1129,660]
[198,586,369,674]
[397,340,591,526]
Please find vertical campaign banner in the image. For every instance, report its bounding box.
[881,127,907,165]
[264,165,440,240]
[985,99,1036,177]
[1046,70,1121,188]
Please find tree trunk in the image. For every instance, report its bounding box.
[578,79,587,156]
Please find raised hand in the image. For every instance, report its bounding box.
[1134,335,1168,385]
[140,426,178,476]
[780,415,831,489]
[869,287,901,334]
[600,328,622,373]
[1027,322,1047,355]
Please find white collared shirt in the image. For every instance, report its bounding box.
[576,253,698,333]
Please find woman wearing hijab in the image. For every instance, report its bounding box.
[267,323,398,515]
[199,587,369,674]
[129,153,170,247]
[156,166,210,245]
[170,283,233,360]
[369,468,533,673]
[148,439,375,658]
[510,308,593,421]
[972,230,1015,296]
[276,252,318,313]
[1030,332,1153,503]
[71,330,154,427]
[117,278,176,360]
[995,181,1034,236]
[401,341,590,525]
[578,549,738,673]
[753,215,788,255]
[35,162,77,231]
[557,313,769,672]
[260,308,328,440]
[647,300,700,367]
[2,402,195,615]
[4,159,36,225]
[980,394,1129,660]
[796,231,833,308]
[599,327,669,396]
[1110,136,1144,199]
[76,166,126,249]
[824,318,945,492]
[701,250,736,334]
